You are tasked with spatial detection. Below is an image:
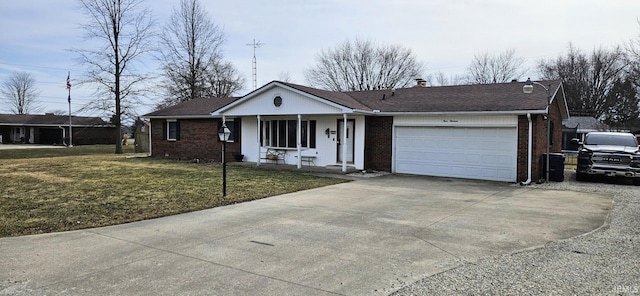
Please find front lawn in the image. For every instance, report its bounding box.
[0,145,347,237]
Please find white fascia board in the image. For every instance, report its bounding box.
[550,83,570,119]
[352,109,375,115]
[0,123,114,127]
[212,81,283,115]
[212,81,357,116]
[145,115,220,120]
[376,110,547,116]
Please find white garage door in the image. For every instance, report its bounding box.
[395,126,517,182]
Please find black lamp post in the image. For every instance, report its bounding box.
[218,123,231,196]
[523,78,551,182]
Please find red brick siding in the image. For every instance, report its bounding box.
[73,127,117,145]
[150,118,240,162]
[364,116,393,171]
[516,99,564,182]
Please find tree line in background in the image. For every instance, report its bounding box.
[3,0,640,154]
[305,36,640,131]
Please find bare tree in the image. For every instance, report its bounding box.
[304,38,424,91]
[538,44,627,118]
[203,59,245,98]
[424,72,465,86]
[0,72,42,114]
[277,71,293,83]
[626,20,640,90]
[73,0,154,154]
[465,49,526,84]
[602,77,640,130]
[157,0,242,105]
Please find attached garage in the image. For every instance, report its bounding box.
[394,117,518,182]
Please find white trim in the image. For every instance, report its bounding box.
[0,123,113,128]
[297,114,302,169]
[379,110,547,116]
[166,119,177,141]
[342,114,347,172]
[146,115,220,119]
[256,115,261,167]
[148,120,152,156]
[213,81,356,116]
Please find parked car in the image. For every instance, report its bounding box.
[572,132,640,185]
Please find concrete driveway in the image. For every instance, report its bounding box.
[0,175,611,295]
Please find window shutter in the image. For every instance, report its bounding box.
[162,121,167,140]
[175,121,180,140]
[233,120,241,142]
[309,120,316,148]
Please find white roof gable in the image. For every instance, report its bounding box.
[213,82,353,116]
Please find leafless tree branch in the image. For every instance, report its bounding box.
[0,72,42,114]
[73,0,155,154]
[304,38,424,91]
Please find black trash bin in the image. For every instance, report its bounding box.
[541,153,565,182]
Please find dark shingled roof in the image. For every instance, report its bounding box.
[146,80,562,117]
[280,80,561,113]
[144,97,240,117]
[0,113,111,126]
[563,116,609,130]
[343,80,561,113]
[277,81,372,111]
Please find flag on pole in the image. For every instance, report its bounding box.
[66,72,71,103]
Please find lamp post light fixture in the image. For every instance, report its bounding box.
[218,123,231,197]
[523,78,552,183]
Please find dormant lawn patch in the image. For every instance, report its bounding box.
[0,145,346,237]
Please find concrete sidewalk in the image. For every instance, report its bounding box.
[0,144,65,150]
[0,175,611,295]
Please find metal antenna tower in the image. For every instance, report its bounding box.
[246,39,264,90]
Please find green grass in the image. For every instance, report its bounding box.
[0,145,347,237]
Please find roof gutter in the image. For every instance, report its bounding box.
[375,110,548,116]
[145,115,222,119]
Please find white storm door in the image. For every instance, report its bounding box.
[337,120,354,163]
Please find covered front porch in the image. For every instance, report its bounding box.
[231,113,365,172]
[214,81,371,172]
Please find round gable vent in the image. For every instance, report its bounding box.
[273,96,283,107]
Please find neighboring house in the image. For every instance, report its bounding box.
[562,116,610,151]
[0,113,116,145]
[145,80,568,183]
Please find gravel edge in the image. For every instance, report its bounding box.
[391,171,640,296]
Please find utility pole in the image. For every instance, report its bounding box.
[246,39,264,90]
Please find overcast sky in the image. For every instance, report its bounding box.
[1,0,639,118]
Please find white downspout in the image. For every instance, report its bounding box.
[520,113,533,185]
[148,121,152,156]
[342,113,347,173]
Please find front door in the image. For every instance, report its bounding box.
[337,120,354,163]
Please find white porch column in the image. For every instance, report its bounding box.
[257,115,261,166]
[342,113,347,172]
[297,114,302,169]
